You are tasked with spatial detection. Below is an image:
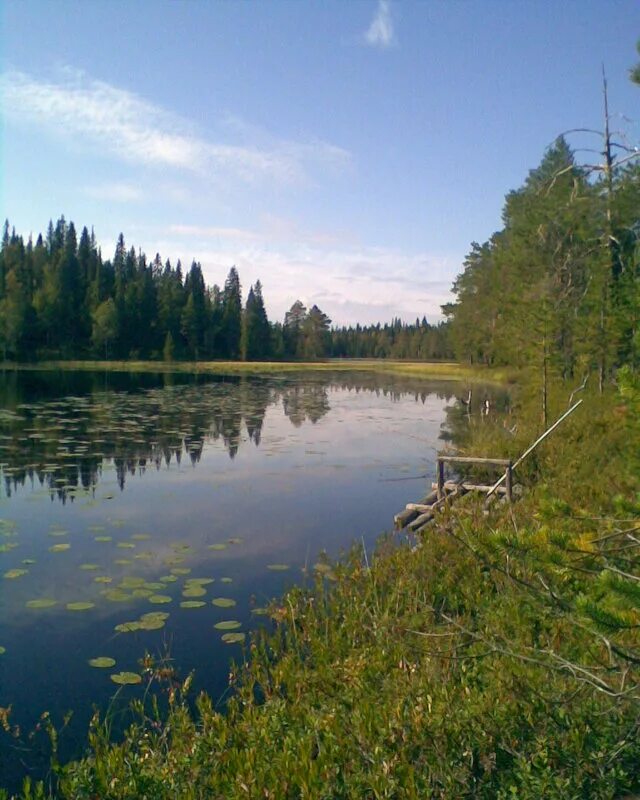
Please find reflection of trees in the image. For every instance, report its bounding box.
[280,383,330,427]
[0,369,507,503]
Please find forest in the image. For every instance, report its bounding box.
[0,221,451,363]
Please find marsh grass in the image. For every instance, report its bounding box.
[0,358,509,384]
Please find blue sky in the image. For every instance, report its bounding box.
[1,0,639,325]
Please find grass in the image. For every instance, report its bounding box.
[0,358,511,384]
[2,369,639,799]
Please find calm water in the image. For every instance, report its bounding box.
[0,368,502,788]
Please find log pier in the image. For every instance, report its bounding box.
[394,454,515,535]
[394,399,584,536]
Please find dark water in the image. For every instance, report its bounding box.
[0,368,505,790]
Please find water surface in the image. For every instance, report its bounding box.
[0,368,502,787]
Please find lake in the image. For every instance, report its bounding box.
[0,368,502,789]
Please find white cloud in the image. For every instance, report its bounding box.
[147,228,456,326]
[0,69,351,184]
[364,1,395,49]
[83,182,144,203]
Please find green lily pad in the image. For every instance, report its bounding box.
[148,594,172,604]
[110,671,142,685]
[251,607,270,616]
[221,632,246,644]
[266,564,290,571]
[132,588,153,598]
[117,542,136,549]
[80,563,100,571]
[66,602,95,611]
[137,617,165,630]
[212,597,236,608]
[142,582,165,591]
[214,620,242,631]
[220,577,233,584]
[170,567,191,575]
[182,587,206,598]
[185,577,214,586]
[131,534,151,541]
[120,577,145,588]
[49,543,70,553]
[94,576,112,584]
[0,646,5,655]
[22,559,36,565]
[26,598,57,609]
[115,621,141,633]
[227,537,243,545]
[88,657,116,668]
[140,612,169,621]
[4,568,28,579]
[180,600,206,609]
[208,543,227,551]
[113,559,132,566]
[103,589,132,602]
[94,536,112,542]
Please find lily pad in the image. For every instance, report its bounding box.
[88,657,116,668]
[182,587,206,598]
[170,567,191,575]
[103,589,132,602]
[159,575,178,583]
[227,537,243,545]
[0,646,5,655]
[221,632,246,644]
[214,620,242,631]
[131,534,151,541]
[185,577,214,586]
[148,594,172,604]
[266,564,290,571]
[208,543,227,551]
[180,600,206,609]
[80,563,100,571]
[137,617,165,630]
[110,671,142,685]
[212,597,236,608]
[4,568,28,579]
[66,602,95,611]
[49,543,70,553]
[115,621,141,633]
[220,577,233,584]
[251,607,270,616]
[26,598,57,609]
[94,576,113,584]
[94,536,113,542]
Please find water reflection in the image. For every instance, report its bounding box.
[0,370,482,502]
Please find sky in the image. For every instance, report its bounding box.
[1,0,639,327]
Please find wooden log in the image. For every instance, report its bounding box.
[436,455,512,466]
[394,490,438,528]
[408,510,435,530]
[431,481,508,494]
[394,507,419,528]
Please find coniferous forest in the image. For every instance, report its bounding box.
[0,220,451,363]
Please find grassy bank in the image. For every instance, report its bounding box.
[3,370,639,799]
[0,358,512,384]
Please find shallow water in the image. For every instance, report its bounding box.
[0,368,502,788]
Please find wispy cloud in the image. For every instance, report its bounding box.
[83,182,144,203]
[364,0,395,49]
[148,228,455,325]
[0,69,351,184]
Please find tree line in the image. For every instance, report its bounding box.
[0,219,449,362]
[443,117,640,416]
